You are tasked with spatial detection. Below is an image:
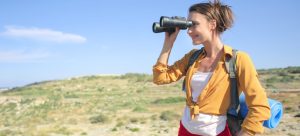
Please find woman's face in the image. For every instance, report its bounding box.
[187,11,215,45]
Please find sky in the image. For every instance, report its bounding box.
[0,0,299,88]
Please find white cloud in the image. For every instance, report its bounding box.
[0,50,50,63]
[0,26,87,43]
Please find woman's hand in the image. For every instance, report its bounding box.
[237,129,254,136]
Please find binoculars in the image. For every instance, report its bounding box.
[152,16,193,35]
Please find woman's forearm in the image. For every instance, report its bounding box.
[157,42,173,65]
[156,28,180,65]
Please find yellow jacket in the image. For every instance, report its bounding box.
[153,45,270,134]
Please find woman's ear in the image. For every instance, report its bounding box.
[209,19,217,30]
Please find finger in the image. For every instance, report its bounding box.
[165,32,169,37]
[173,27,180,35]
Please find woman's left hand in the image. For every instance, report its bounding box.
[237,129,254,136]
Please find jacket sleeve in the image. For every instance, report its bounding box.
[236,51,271,134]
[152,49,196,85]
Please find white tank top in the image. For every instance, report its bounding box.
[181,71,227,136]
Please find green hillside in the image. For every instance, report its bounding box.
[257,66,300,90]
[1,67,300,136]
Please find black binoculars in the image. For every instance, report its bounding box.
[152,16,193,35]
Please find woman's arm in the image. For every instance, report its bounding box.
[236,51,271,134]
[157,28,180,65]
[153,28,195,85]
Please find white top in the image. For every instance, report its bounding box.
[181,71,227,136]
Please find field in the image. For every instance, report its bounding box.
[1,67,300,136]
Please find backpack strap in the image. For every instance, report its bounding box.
[182,47,204,92]
[227,49,241,116]
[226,49,244,135]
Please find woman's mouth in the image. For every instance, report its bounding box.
[192,35,200,40]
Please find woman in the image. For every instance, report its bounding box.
[152,1,271,136]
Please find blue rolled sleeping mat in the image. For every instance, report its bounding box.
[239,93,283,129]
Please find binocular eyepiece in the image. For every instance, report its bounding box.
[152,16,193,35]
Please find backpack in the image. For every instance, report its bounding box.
[182,47,243,136]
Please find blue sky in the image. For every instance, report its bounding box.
[0,0,299,88]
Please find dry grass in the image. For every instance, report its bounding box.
[1,67,300,136]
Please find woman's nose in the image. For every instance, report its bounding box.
[187,28,192,34]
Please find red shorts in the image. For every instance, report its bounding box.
[178,121,232,136]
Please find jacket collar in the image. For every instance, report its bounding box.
[200,45,233,57]
[222,45,233,61]
[224,45,233,56]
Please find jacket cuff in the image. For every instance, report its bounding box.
[241,128,256,136]
[241,120,264,135]
[153,62,168,72]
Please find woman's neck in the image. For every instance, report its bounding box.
[203,39,224,58]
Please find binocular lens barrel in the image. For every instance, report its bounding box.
[160,16,193,29]
[152,22,176,34]
[152,16,193,34]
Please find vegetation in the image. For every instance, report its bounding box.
[0,67,300,135]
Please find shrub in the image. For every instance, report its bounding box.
[153,97,185,104]
[2,102,17,112]
[111,127,118,132]
[129,118,139,123]
[160,111,180,121]
[85,75,99,81]
[97,87,105,92]
[120,73,152,82]
[80,132,87,135]
[128,127,139,132]
[266,77,278,83]
[56,126,73,135]
[116,121,124,127]
[64,92,79,98]
[284,107,293,113]
[294,113,300,118]
[20,98,35,105]
[278,72,289,77]
[287,66,300,74]
[266,83,277,89]
[280,75,294,82]
[132,106,148,112]
[89,114,109,124]
[151,114,157,121]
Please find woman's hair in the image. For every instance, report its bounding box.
[189,0,234,33]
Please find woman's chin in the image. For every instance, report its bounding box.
[192,41,202,46]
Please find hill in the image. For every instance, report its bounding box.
[0,67,300,136]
